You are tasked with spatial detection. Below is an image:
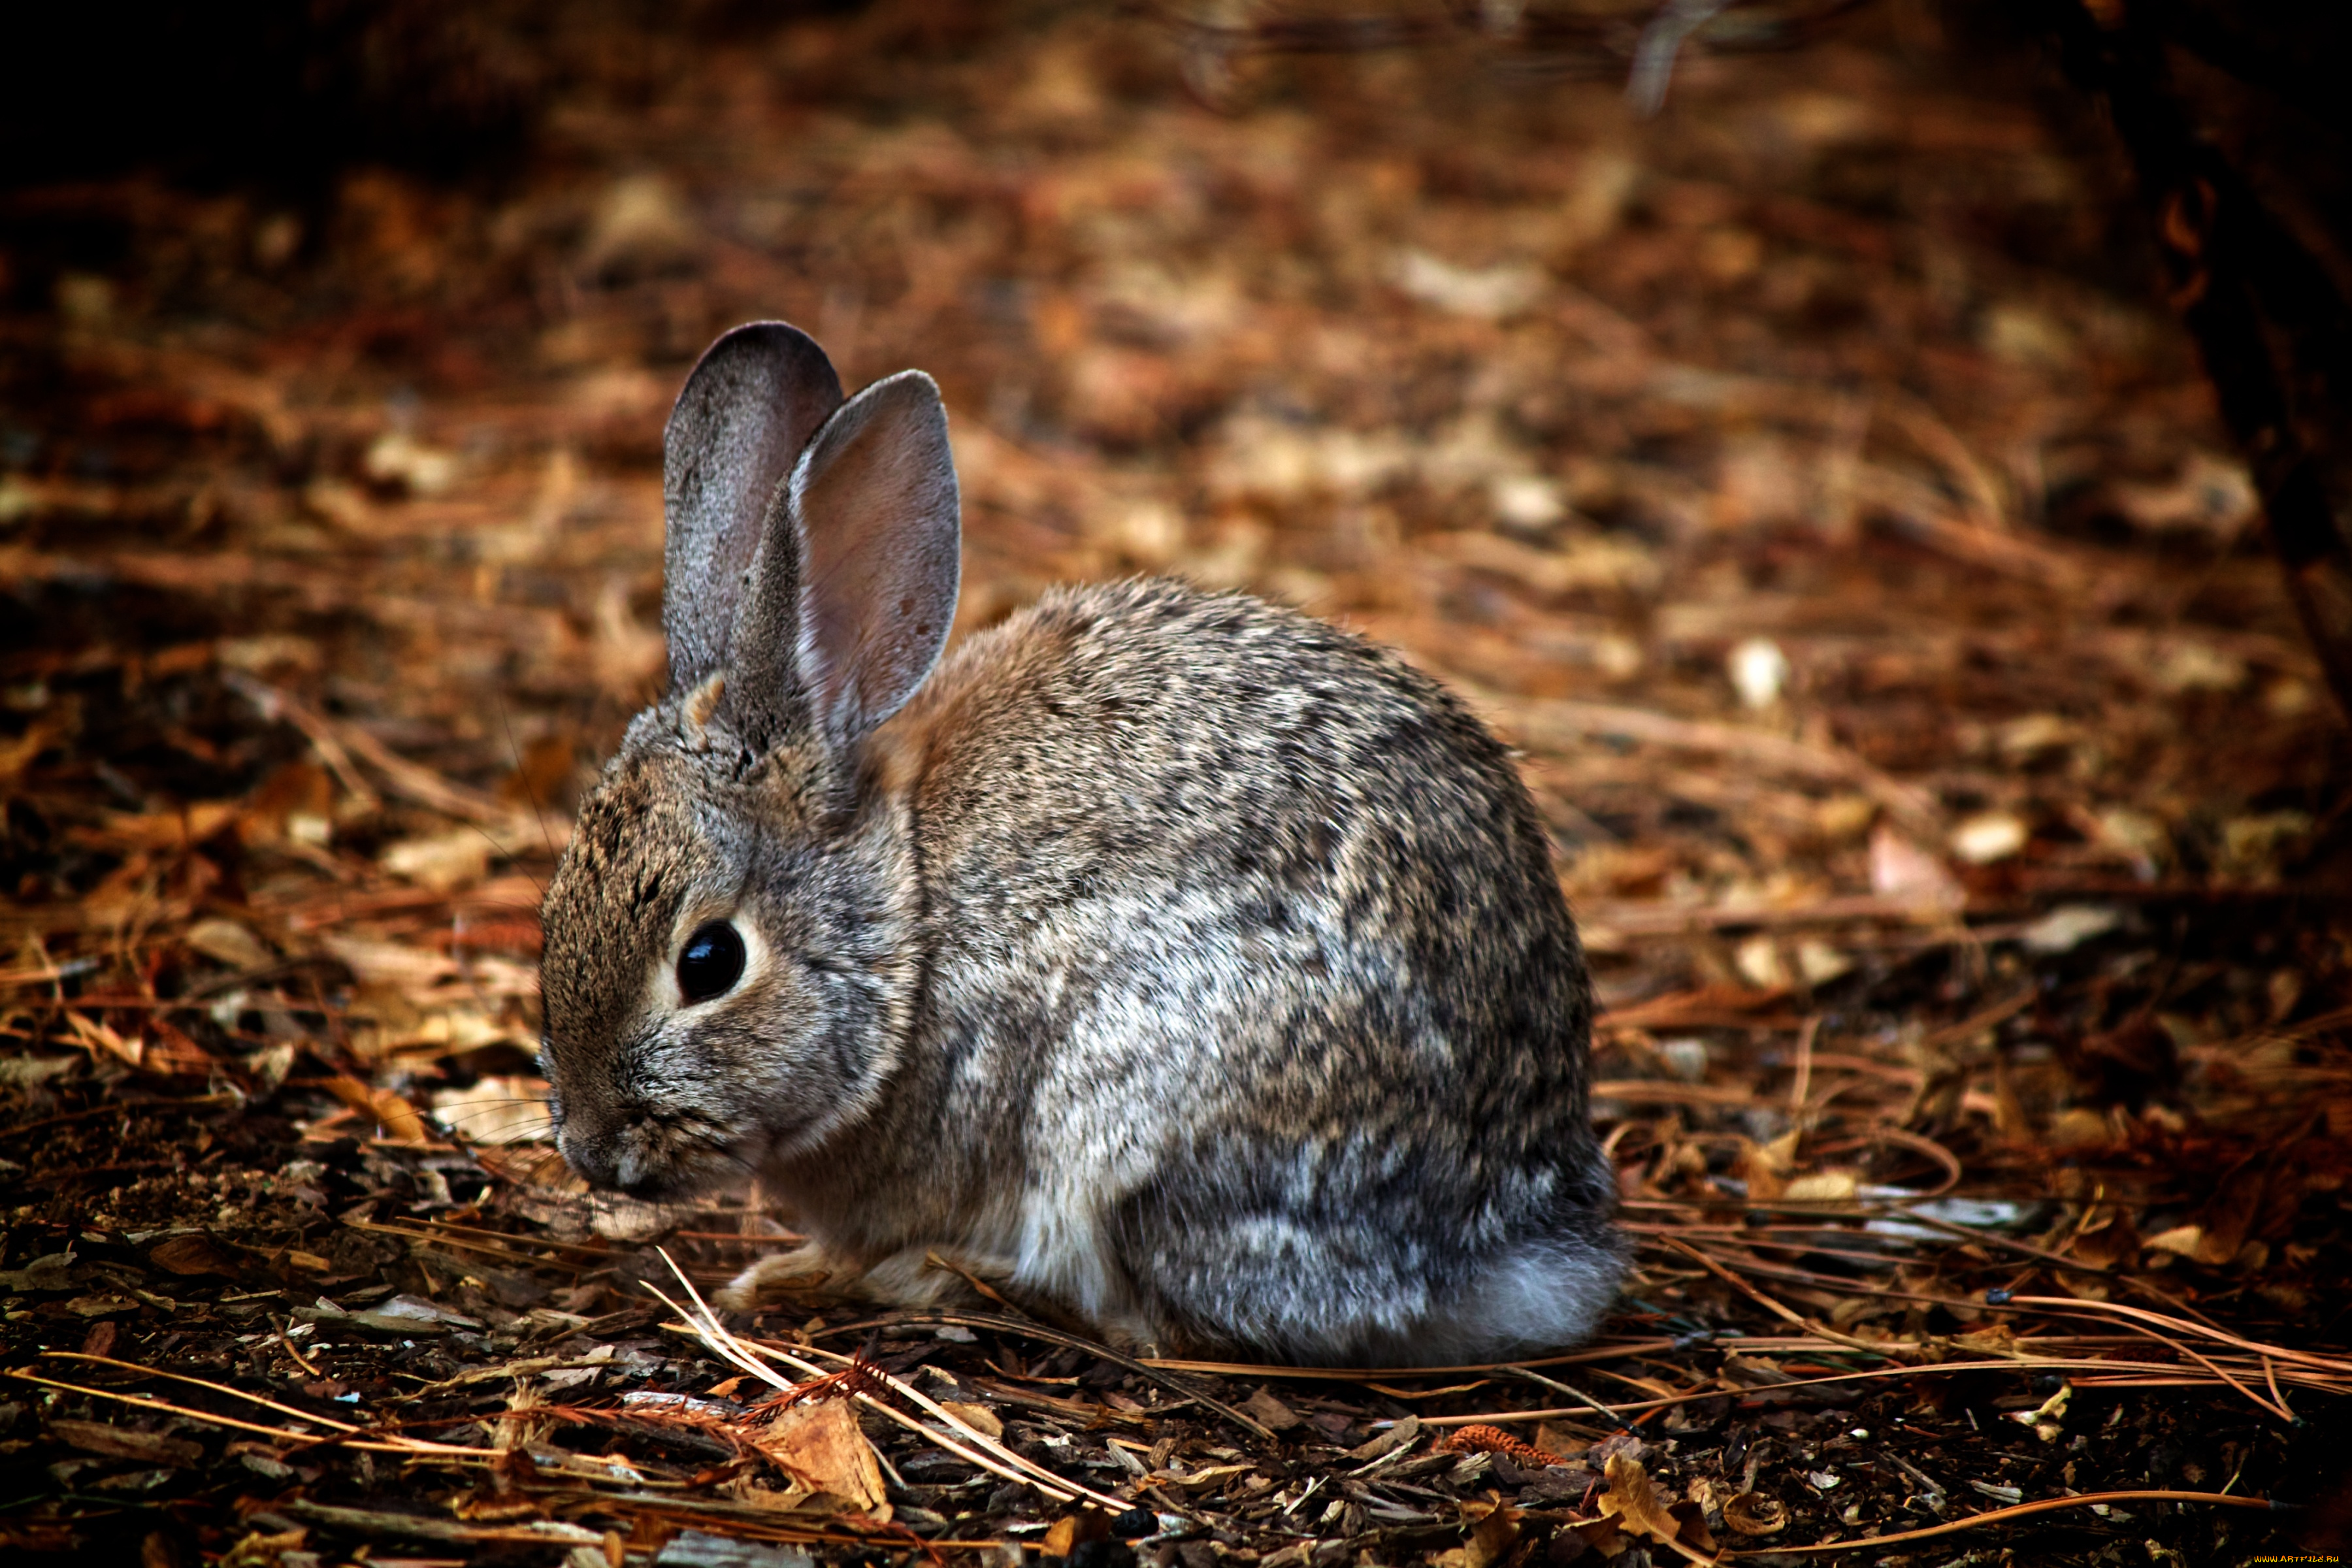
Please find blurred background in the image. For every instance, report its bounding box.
[5,0,2343,973]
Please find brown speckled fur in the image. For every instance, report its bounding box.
[538,324,1626,1363]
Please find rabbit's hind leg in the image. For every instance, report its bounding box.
[1107,1188,1439,1365]
[1108,1161,1625,1364]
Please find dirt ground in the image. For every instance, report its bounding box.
[4,3,2350,1565]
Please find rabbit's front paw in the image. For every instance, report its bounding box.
[713,1246,849,1312]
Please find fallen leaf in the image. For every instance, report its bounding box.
[147,1233,242,1277]
[50,1420,203,1466]
[1721,1490,1789,1536]
[1390,248,1546,319]
[184,917,274,970]
[380,827,492,892]
[2048,1106,2113,1149]
[2020,903,2125,954]
[1174,1463,1254,1490]
[431,1076,552,1145]
[1347,1414,1420,1463]
[1950,810,2029,865]
[746,1398,888,1514]
[321,1075,432,1145]
[1596,1453,1681,1548]
[1869,825,1965,911]
[1567,1515,1625,1558]
[1432,1505,1520,1568]
[1533,1423,1586,1462]
[938,1400,1003,1440]
[1240,1386,1302,1432]
[1668,1501,1719,1555]
[63,1012,142,1070]
[1782,1169,1860,1202]
[77,802,240,851]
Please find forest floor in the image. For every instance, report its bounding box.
[3,3,2350,1565]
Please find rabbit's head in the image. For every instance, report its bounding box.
[538,324,959,1199]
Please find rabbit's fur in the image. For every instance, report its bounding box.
[539,322,1625,1362]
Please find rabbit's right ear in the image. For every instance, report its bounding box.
[661,323,844,692]
[728,370,960,755]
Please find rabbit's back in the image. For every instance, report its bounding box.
[858,578,1619,1359]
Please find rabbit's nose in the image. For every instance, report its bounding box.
[612,1141,676,1199]
[556,1124,619,1189]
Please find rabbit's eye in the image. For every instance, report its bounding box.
[677,921,745,1004]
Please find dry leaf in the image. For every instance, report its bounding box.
[321,1075,433,1145]
[50,1420,203,1466]
[2048,1106,2114,1149]
[1869,824,1965,911]
[380,826,493,892]
[1721,1490,1789,1536]
[1533,1423,1586,1462]
[431,1077,551,1145]
[1782,1169,1860,1202]
[723,1480,816,1512]
[80,801,241,851]
[938,1401,1004,1440]
[64,1011,142,1070]
[1347,1414,1420,1463]
[185,917,274,970]
[1240,1387,1303,1432]
[1950,809,2029,865]
[747,1398,888,1514]
[1597,1453,1681,1547]
[1432,1506,1520,1568]
[1567,1516,1625,1558]
[1736,1133,1795,1201]
[146,1232,242,1277]
[1668,1501,1720,1556]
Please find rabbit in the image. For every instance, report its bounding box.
[537,320,1627,1364]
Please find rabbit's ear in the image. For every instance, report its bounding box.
[661,323,843,692]
[731,370,960,750]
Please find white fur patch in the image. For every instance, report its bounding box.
[1393,1239,1621,1364]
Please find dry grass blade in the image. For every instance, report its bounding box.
[644,1248,1132,1511]
[40,1350,365,1432]
[2001,1297,2352,1378]
[828,1305,1279,1441]
[1415,1354,2347,1427]
[1720,1489,2281,1557]
[4,1369,485,1458]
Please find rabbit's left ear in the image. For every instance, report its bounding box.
[729,370,960,751]
[661,323,844,694]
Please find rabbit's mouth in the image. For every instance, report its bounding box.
[565,1109,751,1201]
